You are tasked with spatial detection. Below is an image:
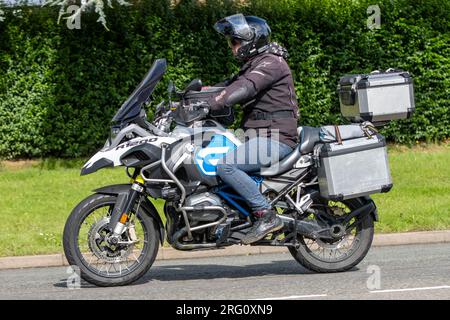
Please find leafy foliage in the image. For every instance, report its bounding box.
[0,0,449,158]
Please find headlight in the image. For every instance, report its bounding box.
[110,125,121,142]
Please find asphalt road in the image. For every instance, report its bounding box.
[0,243,449,300]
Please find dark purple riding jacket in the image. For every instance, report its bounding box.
[208,51,299,148]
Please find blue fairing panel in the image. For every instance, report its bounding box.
[194,134,238,176]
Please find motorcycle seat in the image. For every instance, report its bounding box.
[299,126,321,154]
[260,126,321,177]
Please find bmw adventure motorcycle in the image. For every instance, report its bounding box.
[63,59,385,287]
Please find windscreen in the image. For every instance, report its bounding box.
[112,58,167,123]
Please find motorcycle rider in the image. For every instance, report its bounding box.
[207,14,299,244]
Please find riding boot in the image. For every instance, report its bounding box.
[241,209,284,244]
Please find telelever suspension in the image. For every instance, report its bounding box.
[112,183,144,237]
[107,176,146,245]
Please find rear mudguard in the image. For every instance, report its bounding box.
[308,189,379,222]
[93,184,165,245]
[363,196,379,222]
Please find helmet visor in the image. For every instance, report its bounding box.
[226,37,242,48]
[214,13,253,41]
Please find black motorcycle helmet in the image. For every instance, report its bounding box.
[214,13,271,62]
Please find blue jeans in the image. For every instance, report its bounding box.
[216,137,293,211]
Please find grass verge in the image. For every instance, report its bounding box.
[0,143,449,257]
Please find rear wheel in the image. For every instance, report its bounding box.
[63,193,159,287]
[288,197,374,273]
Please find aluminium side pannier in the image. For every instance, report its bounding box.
[317,134,393,201]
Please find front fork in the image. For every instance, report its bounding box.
[108,176,145,242]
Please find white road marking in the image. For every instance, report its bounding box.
[252,294,327,300]
[370,285,450,294]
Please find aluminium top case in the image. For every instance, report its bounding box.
[338,69,415,124]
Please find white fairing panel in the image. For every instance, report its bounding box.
[81,135,177,174]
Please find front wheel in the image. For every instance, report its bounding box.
[288,197,374,273]
[63,193,160,287]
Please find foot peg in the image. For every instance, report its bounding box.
[286,193,314,214]
[298,194,313,212]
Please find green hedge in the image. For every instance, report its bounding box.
[0,0,449,158]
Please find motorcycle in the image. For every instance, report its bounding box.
[63,58,383,287]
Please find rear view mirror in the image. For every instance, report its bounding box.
[185,79,202,92]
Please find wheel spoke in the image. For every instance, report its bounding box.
[290,201,367,263]
[74,201,150,278]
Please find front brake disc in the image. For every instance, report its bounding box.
[87,217,134,263]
